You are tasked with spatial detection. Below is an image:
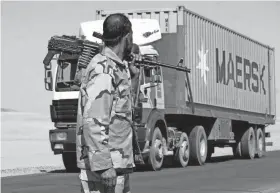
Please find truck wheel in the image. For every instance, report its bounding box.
[62,152,79,173]
[189,126,207,166]
[148,127,164,171]
[241,127,256,159]
[174,132,190,167]
[256,128,265,158]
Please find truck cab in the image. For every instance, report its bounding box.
[44,48,80,171]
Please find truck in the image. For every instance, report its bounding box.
[44,5,276,172]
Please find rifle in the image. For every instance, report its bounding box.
[43,35,101,85]
[43,35,100,70]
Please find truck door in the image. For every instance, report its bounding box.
[140,66,164,110]
[154,67,164,110]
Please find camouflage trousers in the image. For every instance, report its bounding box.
[80,174,131,193]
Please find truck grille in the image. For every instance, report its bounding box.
[50,99,78,122]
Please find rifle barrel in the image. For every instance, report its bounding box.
[141,59,191,73]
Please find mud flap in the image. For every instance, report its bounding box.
[132,125,145,165]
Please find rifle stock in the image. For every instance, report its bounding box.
[92,32,103,40]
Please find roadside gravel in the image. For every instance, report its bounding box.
[1,166,65,178]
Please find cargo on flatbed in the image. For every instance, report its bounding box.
[44,5,276,172]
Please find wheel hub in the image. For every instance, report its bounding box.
[249,134,255,153]
[180,141,189,161]
[200,138,206,157]
[154,139,163,161]
[258,135,263,151]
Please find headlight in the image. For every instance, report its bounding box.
[50,132,67,141]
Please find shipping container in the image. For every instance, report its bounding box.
[96,6,276,125]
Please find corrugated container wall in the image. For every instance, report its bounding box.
[96,6,276,119]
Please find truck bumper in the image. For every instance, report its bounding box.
[49,128,76,154]
[49,127,151,159]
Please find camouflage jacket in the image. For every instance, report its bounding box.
[76,47,135,175]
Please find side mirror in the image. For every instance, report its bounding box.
[45,70,53,91]
[152,75,162,83]
[44,61,52,70]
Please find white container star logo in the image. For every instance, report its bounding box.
[196,43,209,85]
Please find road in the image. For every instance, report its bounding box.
[2,151,280,193]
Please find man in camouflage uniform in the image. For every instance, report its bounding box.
[76,13,141,193]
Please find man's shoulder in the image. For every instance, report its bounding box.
[89,53,107,68]
[87,53,116,74]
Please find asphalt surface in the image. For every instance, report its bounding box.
[2,151,280,193]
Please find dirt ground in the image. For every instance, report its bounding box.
[1,112,64,171]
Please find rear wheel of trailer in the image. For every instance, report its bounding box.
[255,127,265,158]
[240,127,256,159]
[189,126,208,165]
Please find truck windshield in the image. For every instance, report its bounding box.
[56,60,80,91]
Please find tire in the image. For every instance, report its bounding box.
[240,127,256,159]
[62,152,79,173]
[232,141,242,158]
[148,127,164,171]
[189,126,208,166]
[256,128,265,158]
[174,132,190,167]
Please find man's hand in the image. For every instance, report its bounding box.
[129,53,142,77]
[99,167,117,187]
[131,53,143,65]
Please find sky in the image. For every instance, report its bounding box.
[1,1,280,117]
